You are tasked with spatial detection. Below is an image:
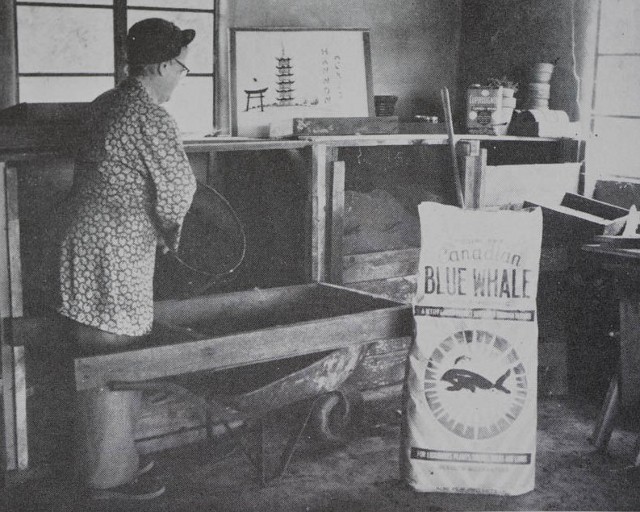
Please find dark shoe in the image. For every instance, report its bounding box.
[91,476,165,502]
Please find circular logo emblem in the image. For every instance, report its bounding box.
[424,329,528,440]
[475,110,493,126]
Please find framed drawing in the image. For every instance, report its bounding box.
[229,28,374,137]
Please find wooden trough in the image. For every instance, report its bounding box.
[74,283,412,392]
[78,282,412,482]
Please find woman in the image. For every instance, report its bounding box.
[58,18,197,501]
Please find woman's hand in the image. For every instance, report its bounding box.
[157,237,171,255]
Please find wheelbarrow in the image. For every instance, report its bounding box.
[109,342,367,485]
[97,182,411,485]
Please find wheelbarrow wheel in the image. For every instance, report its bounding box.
[309,388,362,446]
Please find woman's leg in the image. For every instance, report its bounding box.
[75,387,142,489]
[70,320,146,490]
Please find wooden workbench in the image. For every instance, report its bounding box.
[582,243,640,407]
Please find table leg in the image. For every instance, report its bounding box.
[590,374,619,450]
[619,298,640,407]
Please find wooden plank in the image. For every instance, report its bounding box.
[113,0,127,84]
[309,144,334,281]
[0,343,15,471]
[75,305,412,391]
[347,275,418,304]
[155,283,317,324]
[154,283,399,331]
[0,163,17,471]
[329,161,345,283]
[270,117,398,138]
[0,0,18,110]
[560,192,627,221]
[5,165,27,469]
[0,165,10,319]
[6,167,23,318]
[301,134,565,147]
[12,345,26,468]
[183,140,310,153]
[619,298,640,407]
[343,248,419,284]
[458,140,481,209]
[213,0,231,134]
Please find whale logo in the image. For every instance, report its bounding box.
[441,368,511,394]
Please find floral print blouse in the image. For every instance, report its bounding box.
[58,78,196,336]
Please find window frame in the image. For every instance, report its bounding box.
[14,0,218,132]
[586,0,640,187]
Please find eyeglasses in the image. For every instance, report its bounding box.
[174,58,190,75]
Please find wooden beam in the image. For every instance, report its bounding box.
[346,276,418,305]
[5,166,27,469]
[75,305,411,391]
[457,140,486,209]
[0,0,17,109]
[0,163,17,471]
[328,161,345,284]
[619,298,640,407]
[309,144,335,282]
[214,0,231,134]
[343,248,419,284]
[6,167,22,319]
[113,0,127,84]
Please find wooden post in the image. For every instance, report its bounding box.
[214,0,231,134]
[113,0,127,85]
[457,140,486,209]
[0,163,25,471]
[0,163,28,471]
[0,0,17,110]
[0,163,15,471]
[590,374,619,449]
[328,161,345,284]
[619,298,640,408]
[309,144,337,282]
[5,166,27,470]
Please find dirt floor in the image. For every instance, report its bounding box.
[6,390,640,512]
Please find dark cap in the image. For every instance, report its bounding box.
[127,18,195,65]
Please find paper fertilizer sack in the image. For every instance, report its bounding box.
[401,202,542,495]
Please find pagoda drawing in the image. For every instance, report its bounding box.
[275,49,295,106]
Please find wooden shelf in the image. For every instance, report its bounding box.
[300,133,579,147]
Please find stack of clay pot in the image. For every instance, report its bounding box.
[525,62,554,110]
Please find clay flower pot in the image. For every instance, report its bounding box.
[527,82,551,99]
[530,62,555,83]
